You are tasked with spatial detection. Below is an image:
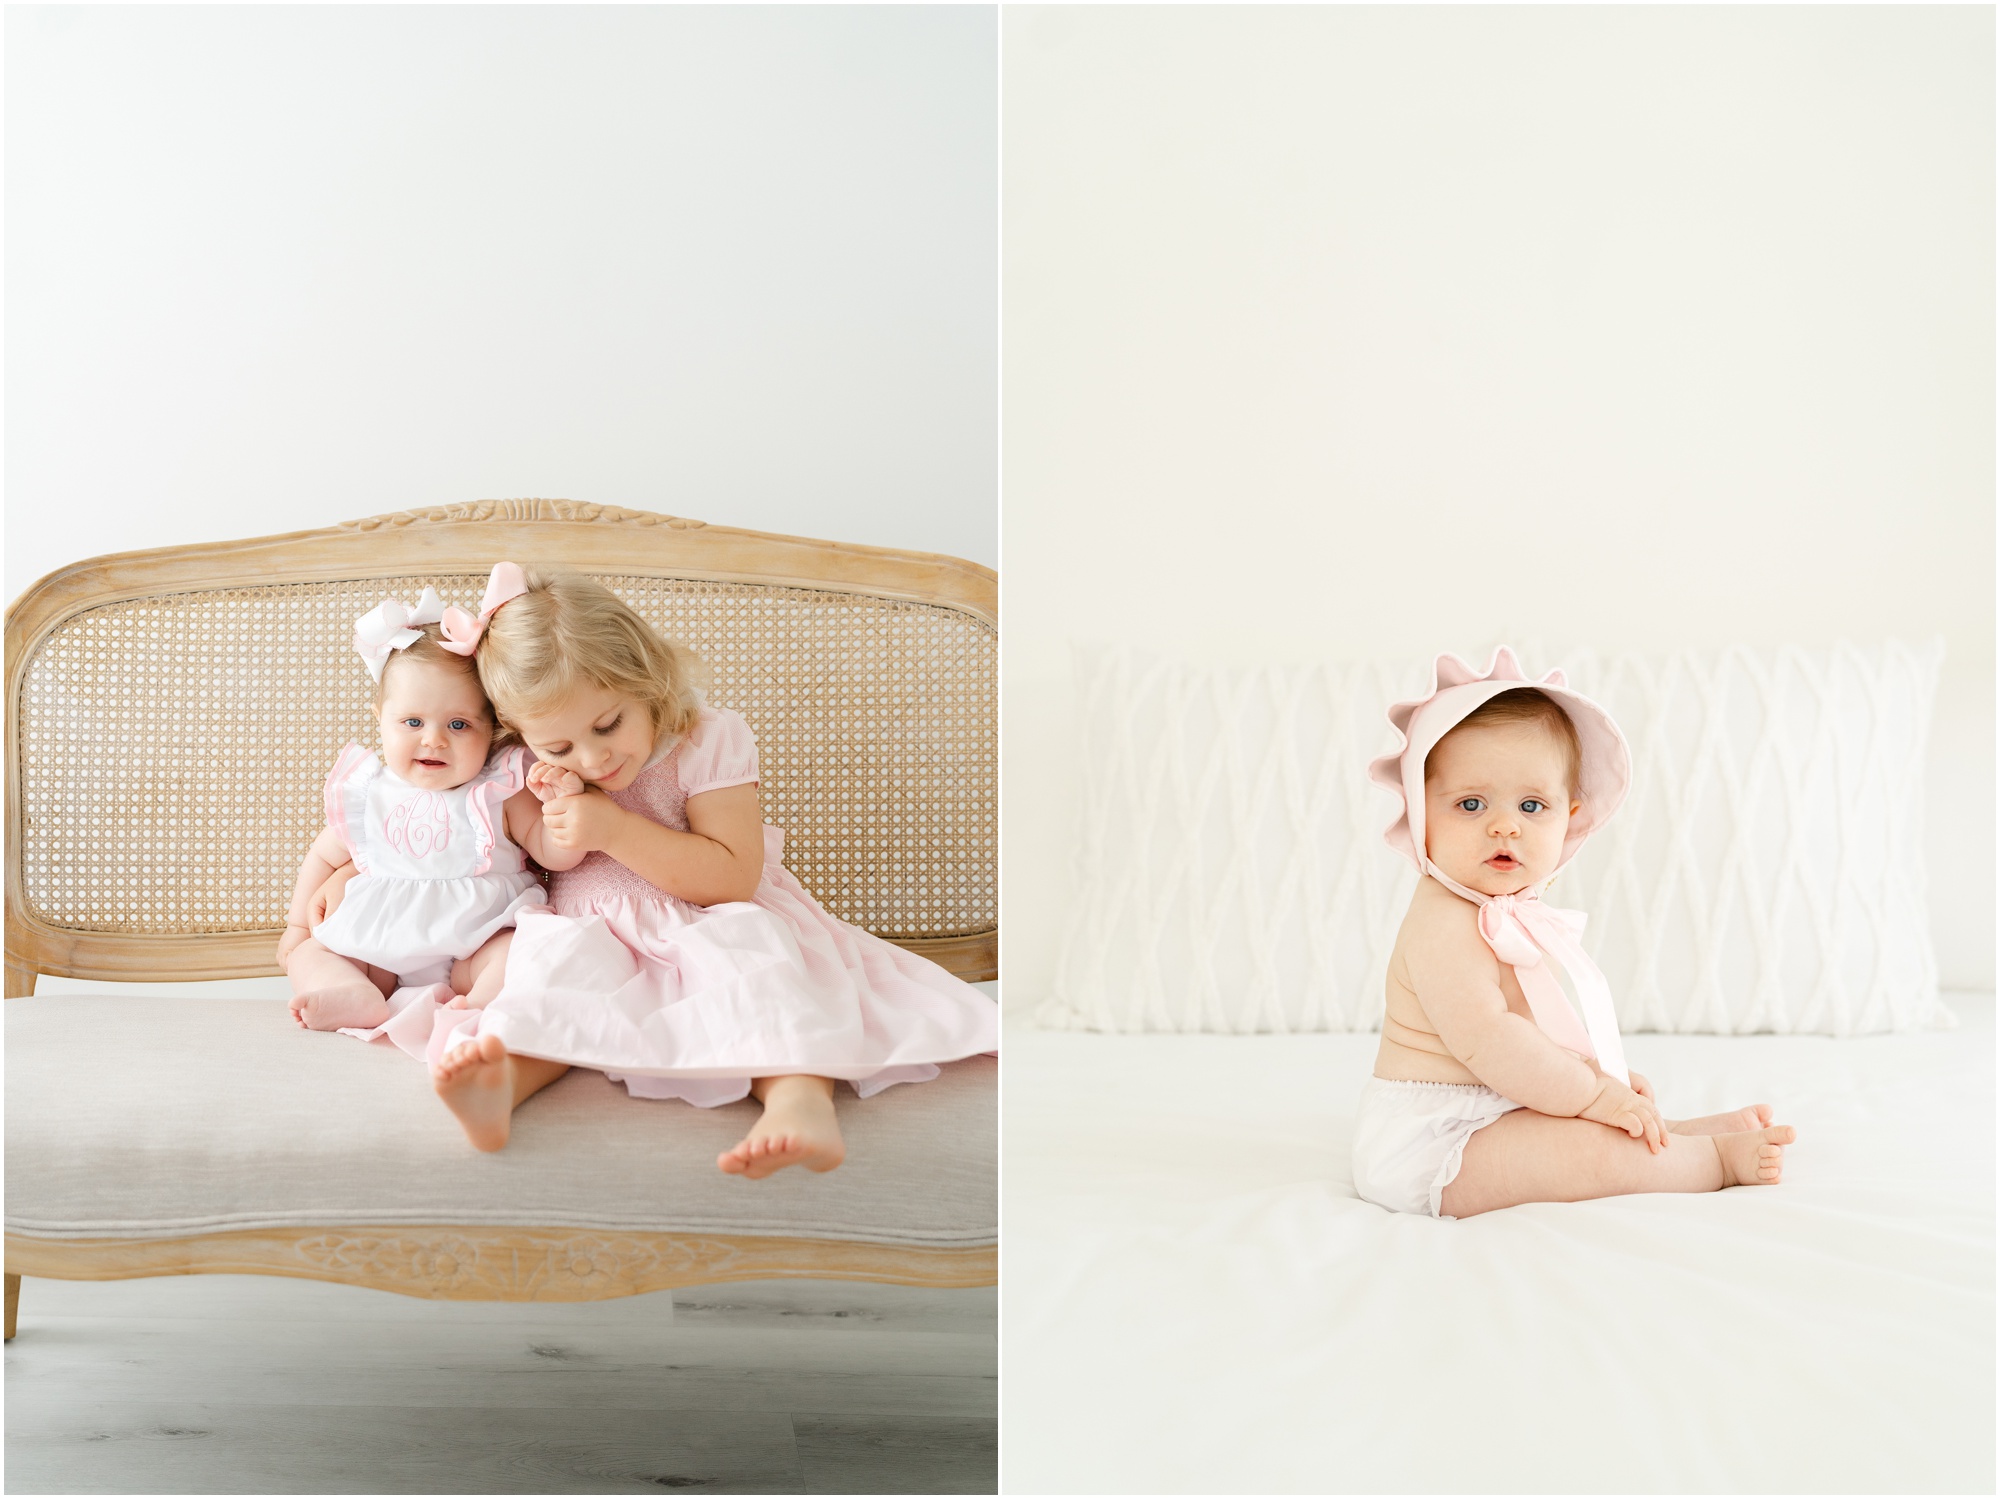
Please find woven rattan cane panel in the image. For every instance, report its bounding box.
[17,575,995,941]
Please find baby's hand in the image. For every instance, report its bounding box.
[1580,1078,1666,1154]
[276,923,309,968]
[309,864,356,926]
[527,760,587,803]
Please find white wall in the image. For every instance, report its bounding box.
[1003,6,1995,1001]
[8,4,995,999]
[6,4,997,603]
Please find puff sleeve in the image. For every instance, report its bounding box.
[677,707,760,796]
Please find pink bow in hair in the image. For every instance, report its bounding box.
[438,562,530,657]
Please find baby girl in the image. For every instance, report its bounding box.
[278,582,583,1029]
[1350,648,1797,1220]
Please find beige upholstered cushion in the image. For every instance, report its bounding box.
[5,997,995,1248]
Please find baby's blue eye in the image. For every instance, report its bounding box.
[1521,799,1546,815]
[1456,797,1484,813]
[449,719,471,732]
[402,717,422,729]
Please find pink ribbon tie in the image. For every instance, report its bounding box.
[1475,891,1629,1084]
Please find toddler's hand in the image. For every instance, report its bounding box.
[1581,1078,1666,1154]
[540,787,624,854]
[527,760,587,803]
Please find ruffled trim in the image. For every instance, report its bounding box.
[464,745,530,876]
[323,743,379,875]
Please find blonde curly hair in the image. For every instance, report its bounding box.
[473,569,703,743]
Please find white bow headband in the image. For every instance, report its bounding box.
[353,588,447,683]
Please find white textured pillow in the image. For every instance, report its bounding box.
[1040,640,1950,1037]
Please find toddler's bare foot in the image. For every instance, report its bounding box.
[1669,1104,1773,1136]
[1716,1123,1796,1186]
[718,1078,846,1179]
[289,983,391,1032]
[433,1034,516,1152]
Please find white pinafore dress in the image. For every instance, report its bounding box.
[312,743,546,988]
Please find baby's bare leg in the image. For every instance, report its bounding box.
[1668,1104,1773,1136]
[718,1075,846,1179]
[432,1035,569,1152]
[286,940,393,1031]
[445,931,514,1010]
[1441,1109,1795,1218]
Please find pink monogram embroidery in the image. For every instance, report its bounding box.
[384,791,452,859]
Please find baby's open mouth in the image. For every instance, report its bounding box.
[415,758,446,768]
[1487,851,1519,869]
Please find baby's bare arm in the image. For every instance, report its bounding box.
[279,825,353,965]
[1404,884,1661,1148]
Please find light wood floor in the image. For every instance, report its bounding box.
[5,1272,996,1493]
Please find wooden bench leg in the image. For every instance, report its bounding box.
[5,1274,18,1341]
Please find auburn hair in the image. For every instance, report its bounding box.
[1425,687,1580,792]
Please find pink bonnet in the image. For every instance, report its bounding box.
[1366,646,1631,889]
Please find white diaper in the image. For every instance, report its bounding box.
[1350,1077,1524,1219]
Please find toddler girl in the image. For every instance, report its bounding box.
[1350,647,1796,1219]
[280,578,583,1031]
[423,563,1000,1175]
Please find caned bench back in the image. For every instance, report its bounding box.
[5,502,996,990]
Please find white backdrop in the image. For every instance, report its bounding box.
[8,4,996,999]
[6,5,997,604]
[1002,6,1994,1003]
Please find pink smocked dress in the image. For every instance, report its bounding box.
[430,706,998,1105]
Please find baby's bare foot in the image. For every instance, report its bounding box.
[433,1034,515,1152]
[1669,1104,1773,1136]
[718,1082,846,1180]
[1716,1123,1796,1186]
[289,983,391,1032]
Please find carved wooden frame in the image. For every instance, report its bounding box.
[3,502,998,1333]
[4,499,998,990]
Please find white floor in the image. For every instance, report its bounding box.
[1001,993,1996,1494]
[5,1274,995,1494]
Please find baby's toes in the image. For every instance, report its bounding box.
[1752,1104,1774,1128]
[1758,1144,1785,1182]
